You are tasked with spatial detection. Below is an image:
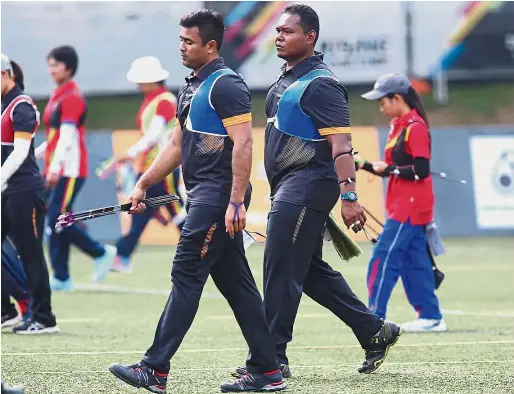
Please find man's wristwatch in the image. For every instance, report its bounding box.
[341,191,358,202]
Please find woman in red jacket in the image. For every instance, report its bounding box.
[359,73,446,332]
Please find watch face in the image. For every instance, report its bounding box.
[342,192,358,201]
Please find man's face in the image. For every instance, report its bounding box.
[275,13,315,61]
[48,57,71,85]
[179,27,211,70]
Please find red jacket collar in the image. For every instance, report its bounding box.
[390,108,425,128]
[53,80,79,98]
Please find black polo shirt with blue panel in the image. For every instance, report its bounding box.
[264,53,350,213]
[177,58,252,208]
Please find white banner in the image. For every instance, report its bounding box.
[239,1,407,87]
[1,1,202,98]
[3,1,510,96]
[469,135,514,230]
[2,1,408,95]
[410,1,465,77]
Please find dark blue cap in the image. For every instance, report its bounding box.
[361,73,411,100]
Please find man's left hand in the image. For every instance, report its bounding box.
[225,202,246,239]
[46,172,60,189]
[341,200,367,233]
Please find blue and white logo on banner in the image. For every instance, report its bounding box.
[470,135,514,230]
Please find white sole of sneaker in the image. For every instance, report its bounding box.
[261,381,288,392]
[1,315,21,328]
[111,265,132,274]
[15,325,60,335]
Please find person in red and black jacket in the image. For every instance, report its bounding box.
[1,53,58,334]
[360,73,446,333]
[35,46,116,291]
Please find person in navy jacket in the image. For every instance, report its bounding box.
[1,54,58,334]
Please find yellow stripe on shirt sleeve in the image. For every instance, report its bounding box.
[318,127,351,136]
[14,131,33,140]
[222,113,252,128]
[405,125,413,142]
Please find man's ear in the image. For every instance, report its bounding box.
[306,30,317,46]
[206,39,217,54]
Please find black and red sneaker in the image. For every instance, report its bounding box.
[232,363,291,379]
[109,362,167,393]
[220,368,287,392]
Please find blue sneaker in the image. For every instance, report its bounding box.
[1,380,25,394]
[50,276,73,292]
[111,255,132,274]
[93,245,116,283]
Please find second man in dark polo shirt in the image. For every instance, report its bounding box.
[108,9,286,394]
[233,4,402,378]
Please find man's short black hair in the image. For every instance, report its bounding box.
[180,9,225,51]
[47,45,79,77]
[283,4,320,45]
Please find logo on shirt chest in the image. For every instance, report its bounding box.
[178,88,197,117]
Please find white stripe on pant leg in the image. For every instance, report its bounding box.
[372,222,404,312]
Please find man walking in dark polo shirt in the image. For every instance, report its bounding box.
[108,10,286,393]
[233,4,402,378]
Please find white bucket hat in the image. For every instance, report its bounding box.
[127,56,169,84]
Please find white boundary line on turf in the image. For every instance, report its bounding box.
[5,339,514,357]
[72,283,514,318]
[57,318,101,323]
[27,360,514,374]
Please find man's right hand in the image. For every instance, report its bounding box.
[341,200,367,233]
[128,185,147,214]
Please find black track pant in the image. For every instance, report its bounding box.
[142,202,278,374]
[1,190,56,326]
[263,201,382,364]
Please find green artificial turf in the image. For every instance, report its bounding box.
[2,238,513,393]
